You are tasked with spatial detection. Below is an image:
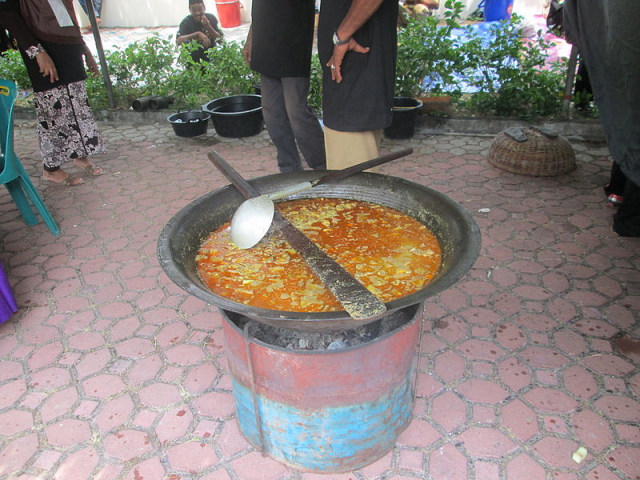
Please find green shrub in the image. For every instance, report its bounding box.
[105,35,177,108]
[396,0,470,98]
[395,2,567,118]
[1,21,568,119]
[0,49,31,89]
[456,15,566,118]
[309,54,323,114]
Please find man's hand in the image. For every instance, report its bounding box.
[196,31,212,47]
[326,38,370,84]
[200,14,212,29]
[243,26,253,66]
[36,51,59,83]
[201,14,222,41]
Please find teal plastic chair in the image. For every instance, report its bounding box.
[0,79,60,235]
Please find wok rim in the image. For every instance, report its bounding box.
[157,171,481,329]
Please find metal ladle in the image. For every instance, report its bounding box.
[225,148,414,249]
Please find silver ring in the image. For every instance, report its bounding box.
[330,65,336,69]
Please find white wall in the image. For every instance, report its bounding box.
[74,0,252,28]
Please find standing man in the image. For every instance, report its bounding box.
[563,0,640,236]
[77,0,103,32]
[243,1,326,173]
[318,0,398,169]
[177,0,223,64]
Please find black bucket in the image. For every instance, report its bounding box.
[167,111,210,138]
[384,97,423,140]
[202,94,263,138]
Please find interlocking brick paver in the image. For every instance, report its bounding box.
[32,449,62,471]
[433,349,465,383]
[40,386,77,422]
[520,345,571,369]
[0,433,39,476]
[0,409,33,435]
[583,353,635,376]
[457,379,509,404]
[68,330,105,350]
[75,348,111,378]
[138,383,182,407]
[429,443,468,479]
[498,356,532,392]
[156,405,194,443]
[82,374,126,399]
[457,426,517,458]
[103,429,153,461]
[95,394,135,432]
[1,120,638,479]
[584,466,625,480]
[457,338,505,361]
[53,446,99,480]
[397,417,441,448]
[431,390,467,433]
[524,387,579,414]
[594,395,640,422]
[27,341,63,370]
[506,454,546,480]
[572,408,614,453]
[533,436,583,470]
[232,451,292,480]
[30,366,71,390]
[45,418,92,447]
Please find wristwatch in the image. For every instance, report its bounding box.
[332,31,350,46]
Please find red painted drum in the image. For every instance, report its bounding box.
[221,304,423,472]
[214,0,241,28]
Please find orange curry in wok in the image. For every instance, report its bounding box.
[196,198,442,312]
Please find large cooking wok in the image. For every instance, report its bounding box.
[157,171,481,331]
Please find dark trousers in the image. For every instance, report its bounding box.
[613,179,640,237]
[260,74,326,173]
[77,0,103,17]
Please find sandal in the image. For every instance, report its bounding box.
[607,194,623,208]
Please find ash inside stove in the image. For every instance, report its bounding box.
[226,307,417,350]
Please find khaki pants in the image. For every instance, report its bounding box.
[324,126,382,170]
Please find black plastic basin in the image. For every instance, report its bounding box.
[167,110,210,137]
[202,95,263,138]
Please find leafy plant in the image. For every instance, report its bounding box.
[0,49,31,90]
[105,35,177,107]
[309,54,323,114]
[395,0,469,98]
[200,41,258,96]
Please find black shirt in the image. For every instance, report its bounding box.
[250,0,315,78]
[177,12,222,63]
[318,0,398,132]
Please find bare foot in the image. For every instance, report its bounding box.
[43,169,85,186]
[73,158,103,176]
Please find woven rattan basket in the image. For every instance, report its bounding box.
[487,127,576,176]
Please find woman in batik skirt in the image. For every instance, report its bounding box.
[1,0,105,186]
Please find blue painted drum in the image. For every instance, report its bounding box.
[221,304,423,472]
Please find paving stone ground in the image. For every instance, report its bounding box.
[1,120,639,480]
